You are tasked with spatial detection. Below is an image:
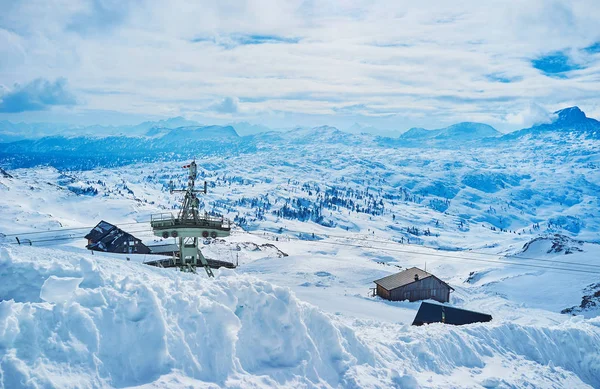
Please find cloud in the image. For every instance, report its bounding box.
[1,0,600,130]
[210,97,239,114]
[67,0,140,34]
[0,78,76,113]
[505,103,556,127]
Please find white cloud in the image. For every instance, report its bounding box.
[210,97,239,114]
[505,103,557,128]
[0,77,76,113]
[1,0,599,130]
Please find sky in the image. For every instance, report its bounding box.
[1,0,600,134]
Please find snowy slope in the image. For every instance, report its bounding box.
[2,245,600,388]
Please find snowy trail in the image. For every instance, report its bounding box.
[1,245,600,388]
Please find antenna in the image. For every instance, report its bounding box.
[150,160,232,276]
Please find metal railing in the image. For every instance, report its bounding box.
[150,213,231,230]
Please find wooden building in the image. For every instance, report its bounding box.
[373,267,454,303]
[85,220,151,255]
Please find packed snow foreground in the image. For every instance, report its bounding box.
[1,245,600,389]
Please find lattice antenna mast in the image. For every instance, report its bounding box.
[152,160,230,276]
[170,161,207,221]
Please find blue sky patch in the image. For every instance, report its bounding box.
[584,42,600,54]
[485,73,522,83]
[531,52,583,76]
[236,34,299,45]
[191,34,299,48]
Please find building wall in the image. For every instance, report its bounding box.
[113,241,151,255]
[376,284,390,300]
[387,276,451,303]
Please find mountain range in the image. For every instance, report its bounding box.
[0,106,598,170]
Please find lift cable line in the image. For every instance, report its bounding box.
[234,228,600,269]
[237,230,600,275]
[4,222,600,271]
[2,221,151,237]
[6,221,599,270]
[4,225,599,275]
[5,228,156,247]
[3,200,598,272]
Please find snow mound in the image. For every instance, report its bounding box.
[520,234,584,255]
[40,276,83,303]
[0,246,372,388]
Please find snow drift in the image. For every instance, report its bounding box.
[1,245,600,388]
[0,246,372,388]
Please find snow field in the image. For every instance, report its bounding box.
[1,245,600,388]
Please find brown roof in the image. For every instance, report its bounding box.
[374,267,453,291]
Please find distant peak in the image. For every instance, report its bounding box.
[553,106,586,123]
[314,125,339,131]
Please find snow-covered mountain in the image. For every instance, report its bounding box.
[276,125,369,146]
[402,122,500,141]
[501,106,600,140]
[0,116,204,142]
[227,121,275,136]
[162,125,239,141]
[2,107,599,169]
[0,125,244,169]
[386,122,502,148]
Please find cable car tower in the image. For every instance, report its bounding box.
[150,161,231,276]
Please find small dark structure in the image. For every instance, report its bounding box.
[144,256,236,270]
[147,243,180,256]
[412,301,492,326]
[85,221,151,254]
[373,267,454,303]
[144,242,236,270]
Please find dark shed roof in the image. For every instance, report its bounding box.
[374,267,451,291]
[85,220,116,241]
[412,301,492,326]
[148,243,179,255]
[85,220,148,253]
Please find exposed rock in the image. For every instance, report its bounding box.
[562,283,600,315]
[521,234,584,255]
[0,167,13,179]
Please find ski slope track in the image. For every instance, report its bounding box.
[0,246,599,388]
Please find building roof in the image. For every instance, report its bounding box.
[412,301,492,326]
[84,220,116,241]
[85,220,147,252]
[148,243,179,254]
[374,267,453,291]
